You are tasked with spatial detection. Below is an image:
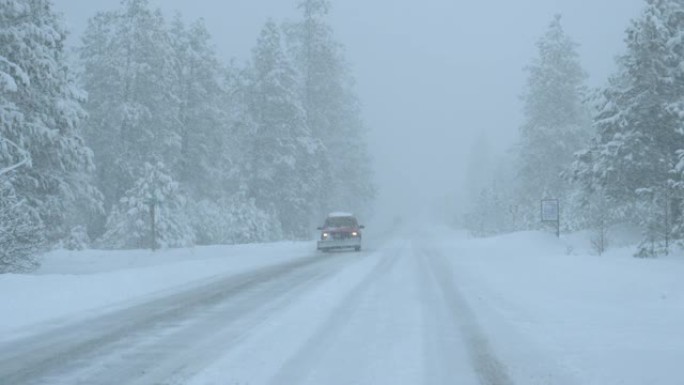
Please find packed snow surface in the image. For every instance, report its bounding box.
[0,229,682,385]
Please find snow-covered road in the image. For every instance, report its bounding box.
[0,252,356,384]
[0,238,513,385]
[1,231,683,384]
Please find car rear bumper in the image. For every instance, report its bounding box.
[317,238,361,250]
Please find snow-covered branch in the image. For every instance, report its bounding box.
[0,136,30,177]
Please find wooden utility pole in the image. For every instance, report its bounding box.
[150,200,156,251]
[664,195,670,256]
[145,195,158,251]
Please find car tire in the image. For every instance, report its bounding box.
[354,246,361,252]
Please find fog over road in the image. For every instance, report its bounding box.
[0,235,570,385]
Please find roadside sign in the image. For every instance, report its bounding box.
[541,199,559,222]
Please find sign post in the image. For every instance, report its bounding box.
[144,197,159,251]
[541,199,560,238]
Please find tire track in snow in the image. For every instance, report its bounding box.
[269,242,405,384]
[420,246,515,385]
[415,243,479,385]
[430,240,580,385]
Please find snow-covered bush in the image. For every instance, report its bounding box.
[222,192,282,244]
[188,193,284,246]
[100,162,194,249]
[464,186,512,238]
[63,225,90,251]
[188,199,232,246]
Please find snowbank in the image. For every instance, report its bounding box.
[439,230,684,385]
[0,242,314,341]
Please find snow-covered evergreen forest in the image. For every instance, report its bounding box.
[0,0,374,272]
[3,0,684,272]
[465,2,684,258]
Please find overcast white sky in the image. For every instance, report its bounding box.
[53,0,644,220]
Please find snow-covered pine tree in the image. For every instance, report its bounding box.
[221,189,283,244]
[80,0,178,222]
[464,151,519,237]
[285,0,375,217]
[244,20,322,239]
[0,0,100,250]
[0,179,43,273]
[466,187,504,238]
[187,192,283,246]
[166,16,254,244]
[169,15,230,200]
[101,161,193,249]
[516,15,591,230]
[0,2,40,272]
[664,0,684,249]
[187,199,230,245]
[464,133,493,210]
[574,0,684,256]
[329,91,376,216]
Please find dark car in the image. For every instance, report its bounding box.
[317,213,364,252]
